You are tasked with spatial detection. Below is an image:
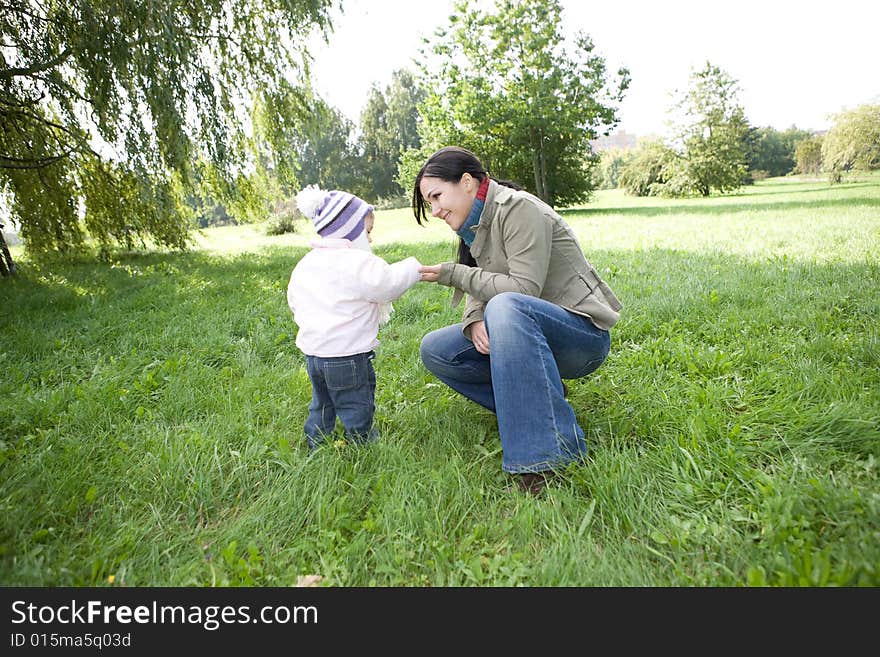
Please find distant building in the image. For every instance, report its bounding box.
[590,129,638,153]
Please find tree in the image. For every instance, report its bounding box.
[779,127,816,174]
[668,62,750,196]
[359,87,395,201]
[286,94,367,199]
[618,139,677,197]
[0,0,333,259]
[385,69,426,156]
[359,69,425,202]
[795,135,824,175]
[596,149,631,190]
[821,104,880,181]
[743,126,814,180]
[412,0,629,207]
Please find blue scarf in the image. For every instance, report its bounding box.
[455,177,490,247]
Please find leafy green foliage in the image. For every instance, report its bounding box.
[618,139,677,197]
[359,70,426,203]
[264,199,303,236]
[746,126,815,179]
[359,87,396,200]
[279,91,367,198]
[396,144,435,202]
[822,104,880,179]
[668,62,750,196]
[410,0,629,206]
[594,149,632,190]
[0,0,333,256]
[623,63,753,198]
[795,136,824,175]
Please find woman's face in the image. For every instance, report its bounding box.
[419,174,477,231]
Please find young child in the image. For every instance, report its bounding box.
[287,186,421,448]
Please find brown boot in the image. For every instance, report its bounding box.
[516,472,549,495]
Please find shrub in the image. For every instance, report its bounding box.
[264,199,304,236]
[649,156,696,197]
[618,140,677,196]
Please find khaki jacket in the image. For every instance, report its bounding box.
[437,181,622,338]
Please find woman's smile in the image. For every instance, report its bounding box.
[419,174,477,232]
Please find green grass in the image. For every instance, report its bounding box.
[2,175,879,586]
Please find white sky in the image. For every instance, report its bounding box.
[307,0,879,137]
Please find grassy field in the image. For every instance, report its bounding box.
[1,176,878,586]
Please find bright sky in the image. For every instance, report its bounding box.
[308,0,879,137]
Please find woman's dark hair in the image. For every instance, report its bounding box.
[412,146,522,266]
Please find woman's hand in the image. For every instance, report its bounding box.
[470,320,490,354]
[419,264,442,283]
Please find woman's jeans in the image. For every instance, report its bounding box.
[420,292,610,473]
[304,351,378,448]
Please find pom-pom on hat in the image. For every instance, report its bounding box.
[295,185,373,241]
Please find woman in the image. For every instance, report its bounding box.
[413,146,622,494]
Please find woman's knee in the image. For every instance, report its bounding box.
[485,292,528,326]
[419,328,447,371]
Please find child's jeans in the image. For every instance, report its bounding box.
[304,351,377,448]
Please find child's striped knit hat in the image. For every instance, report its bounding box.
[295,185,373,241]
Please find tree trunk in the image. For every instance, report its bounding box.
[0,226,17,276]
[531,130,548,203]
[539,141,549,205]
[531,151,544,202]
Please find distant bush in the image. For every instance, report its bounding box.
[650,156,698,197]
[264,198,303,236]
[265,212,300,236]
[618,140,677,196]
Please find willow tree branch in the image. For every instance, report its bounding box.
[0,47,72,80]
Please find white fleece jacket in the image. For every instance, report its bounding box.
[287,238,421,357]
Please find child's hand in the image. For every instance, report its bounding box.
[419,264,441,282]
